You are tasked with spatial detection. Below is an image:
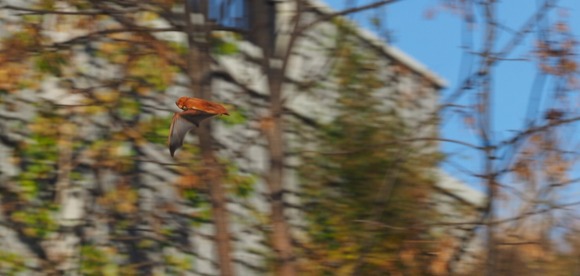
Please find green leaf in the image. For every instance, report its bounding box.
[217,41,239,55]
[0,251,26,275]
[218,108,246,126]
[129,55,175,90]
[211,36,239,56]
[35,52,67,76]
[38,0,56,9]
[19,179,38,200]
[183,190,203,207]
[80,245,112,276]
[118,97,141,120]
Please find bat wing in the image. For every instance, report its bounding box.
[168,110,217,157]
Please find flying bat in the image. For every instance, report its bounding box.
[175,96,230,115]
[169,97,229,157]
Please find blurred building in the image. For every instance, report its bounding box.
[0,0,484,275]
[206,1,484,273]
[432,171,485,274]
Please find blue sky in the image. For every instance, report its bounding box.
[324,0,580,191]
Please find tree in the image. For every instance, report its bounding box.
[297,26,442,275]
[429,0,580,274]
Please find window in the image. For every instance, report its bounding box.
[187,0,249,30]
[187,0,275,47]
[208,0,249,30]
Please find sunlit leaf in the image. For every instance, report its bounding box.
[218,107,247,126]
[35,51,67,76]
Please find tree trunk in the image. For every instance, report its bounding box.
[184,1,234,275]
[264,109,296,276]
[254,1,298,274]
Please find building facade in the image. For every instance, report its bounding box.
[0,0,483,275]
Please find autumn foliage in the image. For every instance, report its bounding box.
[0,0,579,275]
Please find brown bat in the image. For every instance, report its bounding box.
[168,97,229,157]
[175,96,230,115]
